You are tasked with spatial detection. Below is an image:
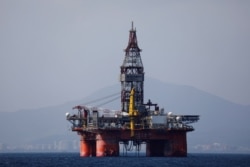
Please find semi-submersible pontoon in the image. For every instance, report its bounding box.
[66,23,199,157]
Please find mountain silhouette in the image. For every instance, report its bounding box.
[0,78,249,153]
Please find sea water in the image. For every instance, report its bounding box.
[0,153,250,167]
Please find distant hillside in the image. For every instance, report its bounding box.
[0,78,249,153]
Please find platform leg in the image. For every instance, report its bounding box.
[96,134,119,157]
[80,136,96,157]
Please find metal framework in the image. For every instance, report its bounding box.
[120,22,144,112]
[65,23,200,157]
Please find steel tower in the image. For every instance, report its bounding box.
[66,23,200,157]
[120,22,144,112]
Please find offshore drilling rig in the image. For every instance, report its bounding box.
[66,23,199,157]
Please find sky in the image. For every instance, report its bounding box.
[0,0,250,112]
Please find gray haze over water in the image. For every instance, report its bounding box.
[1,0,250,112]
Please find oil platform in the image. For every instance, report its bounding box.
[66,23,199,157]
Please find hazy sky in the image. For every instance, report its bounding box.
[1,0,250,112]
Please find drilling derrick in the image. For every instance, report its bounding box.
[120,22,144,112]
[66,23,200,157]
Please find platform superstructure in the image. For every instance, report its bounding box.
[66,23,199,157]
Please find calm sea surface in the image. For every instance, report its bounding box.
[0,153,250,167]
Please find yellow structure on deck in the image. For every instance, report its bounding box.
[129,88,139,137]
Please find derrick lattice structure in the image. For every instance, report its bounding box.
[120,22,144,112]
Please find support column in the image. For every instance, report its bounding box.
[96,134,119,157]
[163,132,187,157]
[171,132,187,157]
[80,135,96,157]
[146,132,187,157]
